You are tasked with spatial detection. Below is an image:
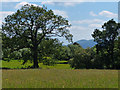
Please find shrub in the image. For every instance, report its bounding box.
[42,57,56,66]
[3,58,10,62]
[69,48,94,69]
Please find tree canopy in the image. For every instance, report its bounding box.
[92,19,120,69]
[2,4,73,68]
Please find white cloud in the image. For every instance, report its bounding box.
[42,0,118,2]
[70,25,94,41]
[59,2,80,6]
[1,0,119,2]
[71,26,87,31]
[53,10,68,18]
[90,11,97,16]
[71,19,104,24]
[0,11,14,17]
[88,24,101,28]
[49,0,97,2]
[99,10,118,18]
[63,2,77,6]
[41,1,55,5]
[41,2,80,7]
[0,11,14,27]
[89,10,118,18]
[0,0,21,2]
[69,18,106,41]
[15,2,42,9]
[15,1,28,9]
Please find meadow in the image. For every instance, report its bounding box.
[1,60,119,88]
[1,60,70,69]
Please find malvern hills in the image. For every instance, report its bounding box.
[74,39,96,49]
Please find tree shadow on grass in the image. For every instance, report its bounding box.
[0,66,42,70]
[0,67,11,69]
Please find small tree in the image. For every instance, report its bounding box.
[2,4,73,68]
[69,44,94,69]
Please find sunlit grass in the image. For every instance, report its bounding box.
[1,60,71,69]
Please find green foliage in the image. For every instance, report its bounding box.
[68,44,81,58]
[3,58,10,62]
[92,19,120,69]
[20,48,32,64]
[42,57,56,66]
[69,47,94,69]
[55,45,71,60]
[69,19,120,69]
[2,6,120,70]
[2,4,73,68]
[112,37,120,69]
[37,38,62,61]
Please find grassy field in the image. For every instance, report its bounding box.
[1,60,119,88]
[2,69,118,88]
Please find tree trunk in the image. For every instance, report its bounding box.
[111,45,114,69]
[109,40,114,69]
[33,45,39,68]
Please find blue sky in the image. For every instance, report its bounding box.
[0,1,118,45]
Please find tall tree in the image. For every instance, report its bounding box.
[92,19,119,68]
[2,4,73,68]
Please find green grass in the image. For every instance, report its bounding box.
[1,60,71,69]
[2,69,118,88]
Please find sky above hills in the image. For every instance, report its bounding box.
[0,1,118,45]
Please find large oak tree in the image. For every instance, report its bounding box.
[2,4,73,68]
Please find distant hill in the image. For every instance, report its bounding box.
[75,39,96,49]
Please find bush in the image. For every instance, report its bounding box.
[93,54,105,69]
[3,58,10,62]
[69,47,94,69]
[71,54,87,69]
[69,53,91,69]
[42,57,56,66]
